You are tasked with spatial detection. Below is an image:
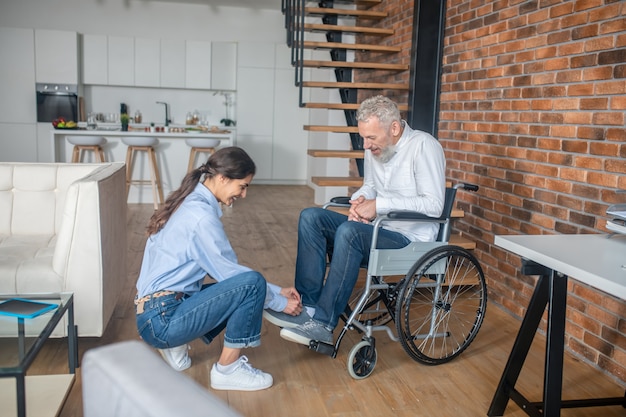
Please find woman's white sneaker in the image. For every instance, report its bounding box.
[210,356,273,391]
[158,344,191,371]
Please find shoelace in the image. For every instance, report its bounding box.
[237,356,263,375]
[300,319,322,331]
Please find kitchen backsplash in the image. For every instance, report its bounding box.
[83,85,236,127]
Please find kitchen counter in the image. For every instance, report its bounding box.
[51,127,233,140]
[51,127,233,204]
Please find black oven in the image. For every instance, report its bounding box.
[36,83,78,122]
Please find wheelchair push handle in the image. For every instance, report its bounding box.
[455,182,479,192]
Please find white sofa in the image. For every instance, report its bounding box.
[82,341,243,417]
[0,162,126,337]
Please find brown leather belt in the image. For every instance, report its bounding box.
[134,291,184,314]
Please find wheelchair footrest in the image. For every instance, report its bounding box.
[309,340,336,358]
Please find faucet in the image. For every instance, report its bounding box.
[156,101,171,126]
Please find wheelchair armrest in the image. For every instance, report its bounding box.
[330,196,351,205]
[323,196,351,209]
[385,210,446,222]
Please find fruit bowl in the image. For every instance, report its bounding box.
[52,117,78,129]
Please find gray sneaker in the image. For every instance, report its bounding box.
[263,309,311,328]
[279,319,333,346]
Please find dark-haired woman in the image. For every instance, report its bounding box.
[135,146,301,391]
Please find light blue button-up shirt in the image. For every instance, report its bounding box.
[136,182,286,312]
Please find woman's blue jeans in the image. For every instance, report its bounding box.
[295,207,410,329]
[136,271,266,349]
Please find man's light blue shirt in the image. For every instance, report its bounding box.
[136,183,286,312]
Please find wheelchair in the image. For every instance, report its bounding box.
[311,182,487,379]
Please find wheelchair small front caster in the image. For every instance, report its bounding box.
[347,340,377,379]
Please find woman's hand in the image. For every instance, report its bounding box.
[280,287,302,316]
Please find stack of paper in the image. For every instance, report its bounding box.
[607,204,626,235]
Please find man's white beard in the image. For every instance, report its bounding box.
[373,145,397,163]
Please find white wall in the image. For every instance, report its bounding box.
[0,0,285,43]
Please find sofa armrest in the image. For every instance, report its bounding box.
[82,341,243,417]
[53,163,126,337]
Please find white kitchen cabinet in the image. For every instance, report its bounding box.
[135,38,160,87]
[35,29,79,84]
[0,27,36,124]
[237,67,274,137]
[236,66,274,180]
[0,123,38,162]
[236,133,272,180]
[211,42,237,91]
[185,40,211,89]
[82,34,108,85]
[161,39,186,88]
[36,122,54,162]
[238,42,275,68]
[236,42,308,183]
[108,36,134,86]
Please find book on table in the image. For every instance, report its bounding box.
[0,298,58,319]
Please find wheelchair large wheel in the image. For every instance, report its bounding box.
[395,245,487,365]
[347,340,377,379]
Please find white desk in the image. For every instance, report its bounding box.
[489,233,626,416]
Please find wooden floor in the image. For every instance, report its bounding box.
[21,185,625,416]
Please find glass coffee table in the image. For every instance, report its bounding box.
[0,293,77,417]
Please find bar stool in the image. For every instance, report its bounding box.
[185,138,221,172]
[122,136,164,210]
[68,136,106,163]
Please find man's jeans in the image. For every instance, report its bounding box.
[295,207,410,329]
[137,271,266,349]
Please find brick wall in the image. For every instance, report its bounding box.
[439,0,625,386]
[355,0,413,109]
[358,0,626,386]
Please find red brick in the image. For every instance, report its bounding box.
[567,83,594,95]
[577,127,605,140]
[589,141,620,156]
[561,13,589,29]
[551,125,577,138]
[589,1,621,22]
[600,17,626,35]
[575,156,603,171]
[580,97,609,109]
[558,41,585,56]
[595,80,626,95]
[582,66,614,81]
[556,69,582,83]
[606,159,626,175]
[592,112,624,125]
[574,0,603,12]
[550,2,574,18]
[585,36,616,52]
